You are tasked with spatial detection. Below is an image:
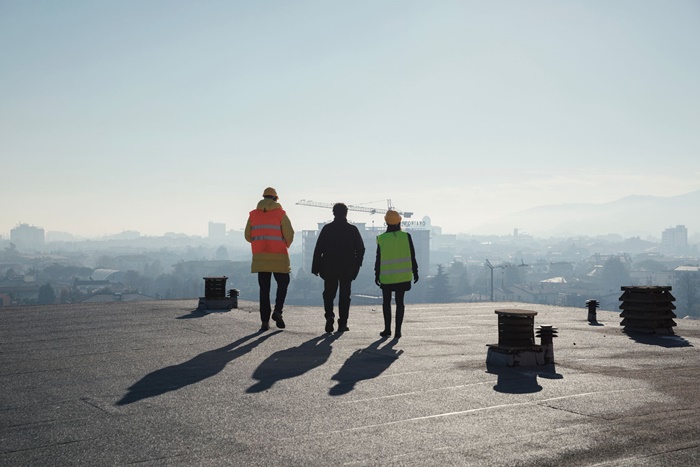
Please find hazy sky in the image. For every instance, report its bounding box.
[2,1,699,238]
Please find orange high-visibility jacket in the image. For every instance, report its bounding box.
[245,200,294,273]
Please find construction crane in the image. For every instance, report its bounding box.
[296,199,413,218]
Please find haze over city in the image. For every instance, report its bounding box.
[2,1,699,239]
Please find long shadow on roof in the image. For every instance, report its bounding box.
[116,330,281,405]
[329,338,403,396]
[246,333,340,393]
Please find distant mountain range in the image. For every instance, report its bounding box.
[470,189,700,238]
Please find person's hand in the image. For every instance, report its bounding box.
[414,274,419,284]
[375,278,381,287]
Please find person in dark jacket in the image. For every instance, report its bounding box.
[312,203,365,334]
[375,210,418,339]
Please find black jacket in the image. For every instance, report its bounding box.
[312,218,365,280]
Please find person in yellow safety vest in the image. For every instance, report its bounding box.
[374,210,419,339]
[245,187,295,331]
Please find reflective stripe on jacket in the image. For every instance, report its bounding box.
[377,231,413,284]
[249,210,287,255]
[247,207,292,273]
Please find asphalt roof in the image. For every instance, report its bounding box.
[2,299,700,466]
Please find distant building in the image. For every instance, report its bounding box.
[208,221,226,241]
[45,231,77,242]
[72,269,123,295]
[108,230,140,240]
[91,269,126,283]
[432,233,457,252]
[673,266,700,317]
[0,293,11,307]
[629,269,673,287]
[0,275,41,305]
[661,225,688,256]
[549,262,574,277]
[111,255,152,273]
[80,292,156,303]
[10,224,45,252]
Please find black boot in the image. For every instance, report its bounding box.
[381,308,392,337]
[395,306,404,339]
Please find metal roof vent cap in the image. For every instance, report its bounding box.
[585,299,600,324]
[536,325,558,364]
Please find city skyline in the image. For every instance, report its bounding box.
[4,188,700,242]
[3,1,699,238]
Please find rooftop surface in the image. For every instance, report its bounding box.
[2,299,700,466]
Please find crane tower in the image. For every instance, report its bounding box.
[296,199,413,218]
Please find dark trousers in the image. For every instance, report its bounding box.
[323,277,352,326]
[382,288,405,333]
[258,272,290,323]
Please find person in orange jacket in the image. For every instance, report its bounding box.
[245,187,295,331]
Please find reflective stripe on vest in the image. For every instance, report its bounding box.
[251,224,284,242]
[249,209,287,255]
[377,231,413,284]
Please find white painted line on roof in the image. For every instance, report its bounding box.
[339,381,493,404]
[325,387,646,434]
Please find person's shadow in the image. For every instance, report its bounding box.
[329,338,403,396]
[246,333,340,393]
[116,330,281,405]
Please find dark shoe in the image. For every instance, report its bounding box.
[325,320,334,333]
[336,325,349,333]
[272,311,285,329]
[380,330,391,337]
[260,321,270,331]
[394,330,402,339]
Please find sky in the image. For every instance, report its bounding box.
[2,0,699,239]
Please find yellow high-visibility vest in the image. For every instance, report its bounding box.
[377,231,413,284]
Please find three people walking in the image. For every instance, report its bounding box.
[245,190,418,339]
[312,203,366,334]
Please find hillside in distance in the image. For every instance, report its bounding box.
[470,189,700,238]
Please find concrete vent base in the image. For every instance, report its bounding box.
[486,345,546,367]
[197,297,235,311]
